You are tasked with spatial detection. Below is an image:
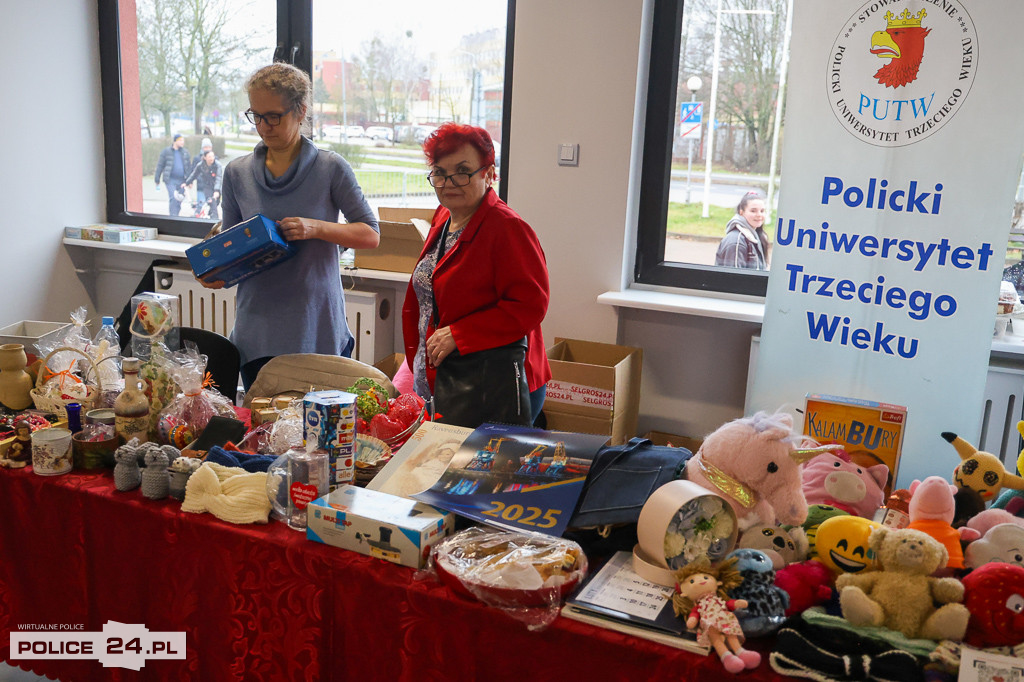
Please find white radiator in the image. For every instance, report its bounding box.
[153,265,236,335]
[152,266,396,365]
[980,361,1024,467]
[345,288,395,365]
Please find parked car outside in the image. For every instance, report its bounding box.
[365,126,394,142]
[346,125,365,138]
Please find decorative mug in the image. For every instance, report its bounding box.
[31,427,74,476]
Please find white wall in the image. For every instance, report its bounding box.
[510,0,753,439]
[0,2,102,327]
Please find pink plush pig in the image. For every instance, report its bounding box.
[801,450,889,519]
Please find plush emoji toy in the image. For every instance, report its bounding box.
[906,475,980,570]
[942,430,1024,503]
[737,524,808,569]
[672,557,761,673]
[962,562,1024,648]
[801,450,889,519]
[814,515,881,576]
[836,526,969,640]
[774,560,834,616]
[964,523,1024,569]
[725,548,789,637]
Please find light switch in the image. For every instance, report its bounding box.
[558,143,579,166]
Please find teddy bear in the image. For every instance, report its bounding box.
[835,526,970,641]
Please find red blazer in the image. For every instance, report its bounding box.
[402,188,552,392]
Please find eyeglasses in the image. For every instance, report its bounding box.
[426,165,488,188]
[244,107,293,127]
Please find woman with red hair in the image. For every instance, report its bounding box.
[401,122,551,427]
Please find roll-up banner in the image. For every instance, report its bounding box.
[749,0,1024,487]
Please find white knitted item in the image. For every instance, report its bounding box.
[181,462,271,525]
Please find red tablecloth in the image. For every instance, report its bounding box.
[0,467,791,681]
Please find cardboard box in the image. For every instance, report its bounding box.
[65,225,158,243]
[802,393,907,496]
[377,206,436,223]
[373,353,405,380]
[306,484,454,568]
[353,220,428,273]
[185,214,294,287]
[544,338,643,445]
[303,390,357,489]
[643,430,703,454]
[0,321,72,354]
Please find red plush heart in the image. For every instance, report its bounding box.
[393,392,425,411]
[356,418,370,434]
[369,412,405,442]
[290,482,319,510]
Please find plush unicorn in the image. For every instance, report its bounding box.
[685,411,836,530]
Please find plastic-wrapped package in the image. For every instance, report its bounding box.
[428,527,588,630]
[139,343,179,438]
[267,400,304,455]
[158,343,236,440]
[31,307,96,408]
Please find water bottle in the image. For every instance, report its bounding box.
[91,316,124,407]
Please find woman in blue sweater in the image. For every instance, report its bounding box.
[203,63,380,389]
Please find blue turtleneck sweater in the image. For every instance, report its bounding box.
[220,136,378,364]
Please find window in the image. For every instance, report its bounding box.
[99,0,513,238]
[635,0,790,296]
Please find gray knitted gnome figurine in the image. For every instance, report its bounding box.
[113,440,142,491]
[141,448,170,500]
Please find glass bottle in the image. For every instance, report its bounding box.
[114,357,150,444]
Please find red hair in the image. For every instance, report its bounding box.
[423,122,495,167]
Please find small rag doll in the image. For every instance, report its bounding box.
[672,557,762,673]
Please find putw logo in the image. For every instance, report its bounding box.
[827,0,977,147]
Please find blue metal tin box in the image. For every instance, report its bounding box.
[185,214,295,287]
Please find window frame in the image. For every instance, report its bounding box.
[633,0,768,297]
[98,0,515,238]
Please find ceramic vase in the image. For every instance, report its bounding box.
[0,344,34,410]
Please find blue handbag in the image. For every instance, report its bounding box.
[568,437,693,529]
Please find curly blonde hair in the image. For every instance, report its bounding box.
[671,556,742,618]
[245,63,312,122]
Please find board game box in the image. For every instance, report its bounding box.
[803,393,907,496]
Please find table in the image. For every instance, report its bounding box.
[0,468,790,681]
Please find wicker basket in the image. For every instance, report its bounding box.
[30,346,102,420]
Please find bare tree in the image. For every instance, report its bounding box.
[138,0,184,136]
[352,32,427,125]
[137,0,269,136]
[684,0,787,172]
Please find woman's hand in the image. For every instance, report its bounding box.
[277,216,321,241]
[426,326,457,367]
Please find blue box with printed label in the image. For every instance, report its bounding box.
[185,213,294,287]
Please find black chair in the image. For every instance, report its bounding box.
[177,327,241,401]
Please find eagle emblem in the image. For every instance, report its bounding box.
[870,8,931,88]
